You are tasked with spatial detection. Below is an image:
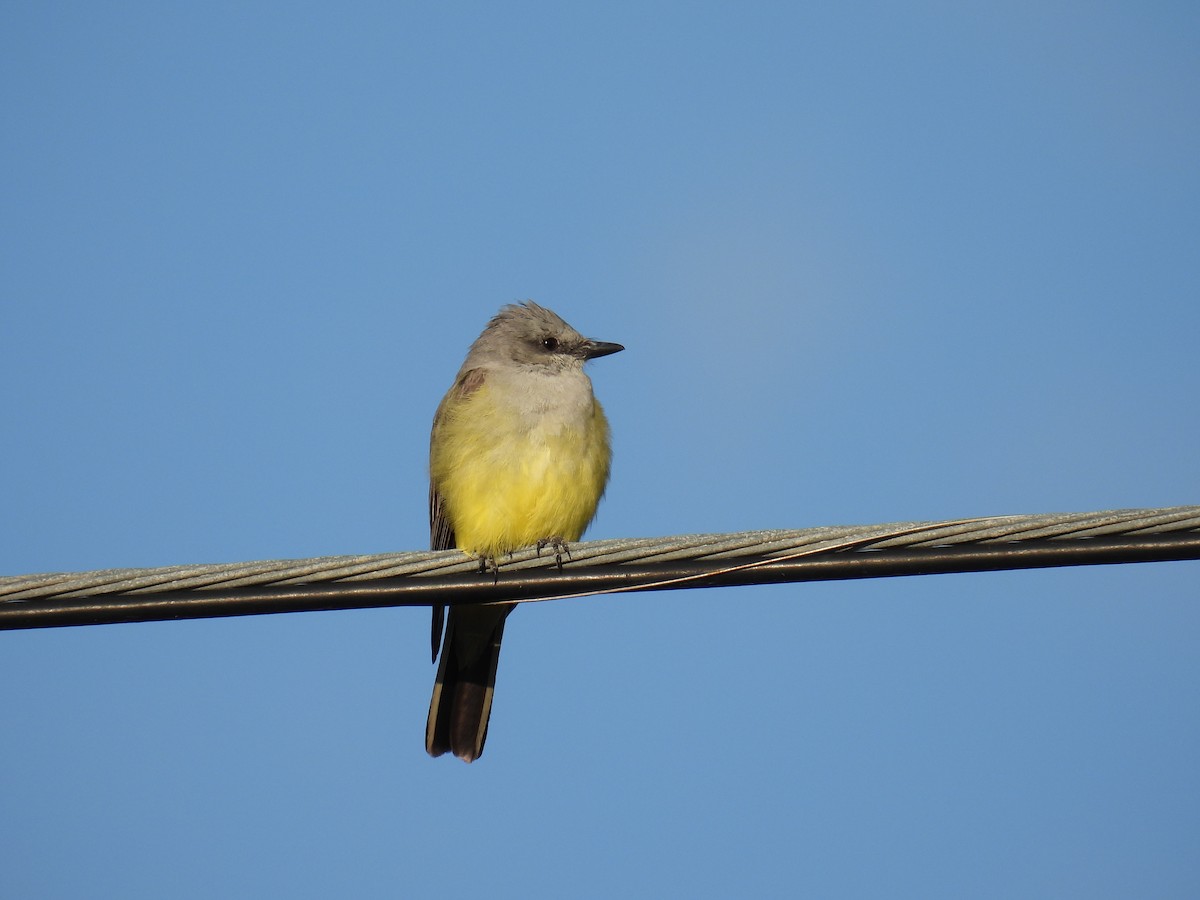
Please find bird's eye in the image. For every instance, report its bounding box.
[541,337,559,351]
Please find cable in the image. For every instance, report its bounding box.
[2,506,1198,631]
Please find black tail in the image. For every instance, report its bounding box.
[426,603,513,762]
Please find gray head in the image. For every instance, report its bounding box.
[463,301,623,371]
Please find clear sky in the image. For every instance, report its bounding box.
[3,3,1199,898]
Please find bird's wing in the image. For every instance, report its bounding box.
[429,367,487,660]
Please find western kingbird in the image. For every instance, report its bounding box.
[425,301,623,762]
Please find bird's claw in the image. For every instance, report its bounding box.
[536,537,571,569]
[477,554,501,584]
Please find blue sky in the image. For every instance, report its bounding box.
[3,3,1199,897]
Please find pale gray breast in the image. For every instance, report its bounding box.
[489,365,595,434]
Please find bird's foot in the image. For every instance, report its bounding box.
[477,554,501,584]
[536,536,571,569]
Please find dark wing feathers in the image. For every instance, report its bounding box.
[428,368,486,660]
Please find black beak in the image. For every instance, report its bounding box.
[583,340,624,360]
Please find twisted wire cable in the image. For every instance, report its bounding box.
[2,505,1198,631]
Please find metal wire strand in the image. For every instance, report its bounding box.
[2,505,1198,631]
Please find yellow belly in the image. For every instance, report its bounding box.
[430,382,612,558]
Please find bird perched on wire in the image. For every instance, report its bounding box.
[425,301,624,762]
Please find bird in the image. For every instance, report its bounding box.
[425,301,623,762]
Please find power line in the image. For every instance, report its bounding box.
[2,505,1198,631]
